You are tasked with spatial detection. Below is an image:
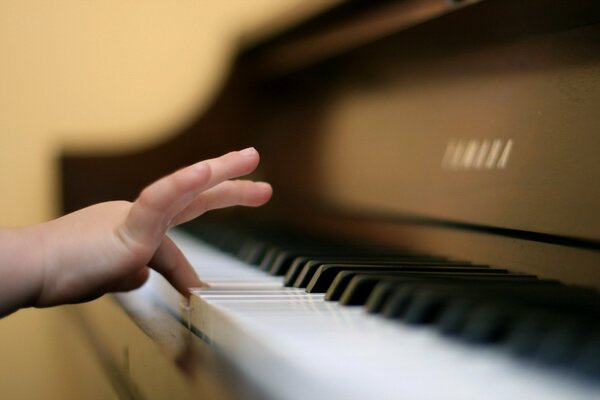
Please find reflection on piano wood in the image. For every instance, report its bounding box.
[61,1,600,399]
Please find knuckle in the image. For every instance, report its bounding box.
[138,185,160,209]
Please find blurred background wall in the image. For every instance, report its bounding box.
[0,1,336,397]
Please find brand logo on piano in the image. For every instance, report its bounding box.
[441,139,513,170]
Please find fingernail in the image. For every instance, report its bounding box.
[256,182,272,191]
[240,147,257,157]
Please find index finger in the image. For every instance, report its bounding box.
[149,235,205,296]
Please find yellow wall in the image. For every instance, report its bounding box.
[0,1,337,398]
[0,0,338,226]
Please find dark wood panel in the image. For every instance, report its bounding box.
[60,69,263,213]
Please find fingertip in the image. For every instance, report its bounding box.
[177,264,205,296]
[252,181,273,206]
[257,181,273,195]
[238,147,260,171]
[193,278,210,289]
[239,147,258,158]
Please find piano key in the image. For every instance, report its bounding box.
[284,254,447,286]
[332,272,410,303]
[163,229,600,400]
[505,312,559,357]
[307,264,505,293]
[400,286,536,330]
[460,304,514,343]
[436,298,478,335]
[402,287,448,324]
[295,261,480,289]
[333,273,395,303]
[368,280,581,346]
[260,245,347,272]
[575,336,600,379]
[429,291,595,347]
[364,280,399,313]
[256,236,399,273]
[380,284,417,318]
[330,270,533,303]
[535,321,589,365]
[268,250,426,276]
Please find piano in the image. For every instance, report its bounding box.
[60,0,600,399]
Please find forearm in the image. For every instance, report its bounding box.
[0,226,46,317]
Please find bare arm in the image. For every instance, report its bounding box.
[0,148,272,317]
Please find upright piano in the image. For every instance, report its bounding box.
[60,1,600,399]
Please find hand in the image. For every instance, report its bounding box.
[1,148,272,315]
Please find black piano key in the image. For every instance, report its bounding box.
[306,264,507,293]
[238,239,270,265]
[334,272,456,305]
[186,222,326,267]
[263,246,359,274]
[381,285,421,318]
[327,272,414,303]
[258,246,318,271]
[436,292,550,337]
[402,288,448,324]
[332,274,383,304]
[460,304,513,343]
[440,290,594,345]
[332,270,535,304]
[437,298,477,335]
[278,253,438,278]
[284,254,447,286]
[505,313,554,357]
[535,321,589,365]
[338,274,400,304]
[293,259,460,288]
[365,281,399,314]
[299,262,488,290]
[574,336,600,379]
[403,285,536,327]
[368,273,538,316]
[459,303,569,346]
[378,281,565,342]
[396,286,531,332]
[285,257,324,285]
[254,232,340,269]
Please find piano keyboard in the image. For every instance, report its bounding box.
[152,227,600,400]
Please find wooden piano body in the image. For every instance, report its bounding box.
[59,1,600,399]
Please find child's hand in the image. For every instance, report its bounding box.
[1,148,271,315]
